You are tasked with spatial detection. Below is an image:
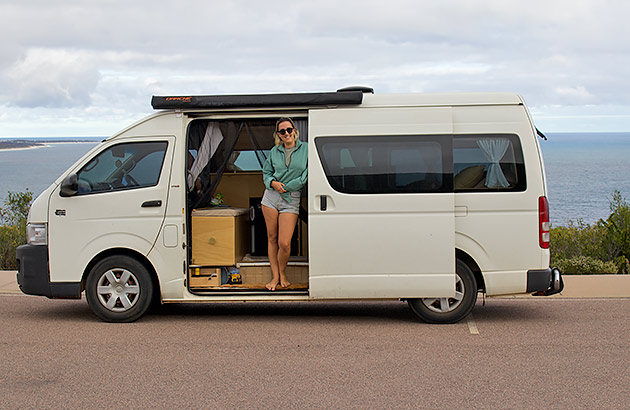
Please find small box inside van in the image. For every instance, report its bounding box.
[16,87,563,323]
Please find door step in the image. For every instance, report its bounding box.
[237,257,308,284]
[189,280,308,295]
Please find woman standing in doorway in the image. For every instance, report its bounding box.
[261,118,308,291]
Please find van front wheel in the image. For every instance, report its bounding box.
[85,255,153,323]
[407,260,477,324]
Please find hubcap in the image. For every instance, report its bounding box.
[421,273,465,313]
[96,268,140,312]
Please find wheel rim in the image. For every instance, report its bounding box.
[421,273,464,313]
[96,268,141,312]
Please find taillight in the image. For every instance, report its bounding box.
[539,196,550,249]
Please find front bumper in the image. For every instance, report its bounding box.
[16,244,81,299]
[527,267,564,296]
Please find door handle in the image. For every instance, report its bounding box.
[455,206,468,217]
[142,200,162,208]
[320,196,327,211]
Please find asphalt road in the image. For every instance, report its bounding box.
[1,295,629,409]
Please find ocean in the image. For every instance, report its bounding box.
[542,132,630,226]
[0,140,100,207]
[0,133,628,227]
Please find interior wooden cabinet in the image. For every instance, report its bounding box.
[191,209,250,266]
[213,172,266,209]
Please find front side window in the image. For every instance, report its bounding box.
[77,141,168,194]
[316,135,452,194]
[453,134,525,192]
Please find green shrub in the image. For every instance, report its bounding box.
[550,219,609,262]
[600,191,630,273]
[554,256,618,275]
[0,225,22,269]
[550,191,630,274]
[0,190,33,269]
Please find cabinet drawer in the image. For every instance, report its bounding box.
[189,267,224,287]
[191,215,249,265]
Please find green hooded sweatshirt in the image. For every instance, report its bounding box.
[262,139,308,202]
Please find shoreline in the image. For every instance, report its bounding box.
[0,144,49,153]
[0,141,97,153]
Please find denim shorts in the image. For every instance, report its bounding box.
[261,189,301,214]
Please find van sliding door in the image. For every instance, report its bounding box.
[308,107,455,299]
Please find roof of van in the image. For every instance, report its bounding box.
[151,88,524,110]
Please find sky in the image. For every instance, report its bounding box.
[1,0,629,138]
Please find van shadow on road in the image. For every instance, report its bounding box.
[151,300,418,323]
[149,298,549,325]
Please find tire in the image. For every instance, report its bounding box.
[85,255,153,323]
[407,259,477,324]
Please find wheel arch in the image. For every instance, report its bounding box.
[456,248,485,293]
[81,248,161,303]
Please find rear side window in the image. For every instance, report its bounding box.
[77,141,168,194]
[315,135,453,194]
[453,134,525,192]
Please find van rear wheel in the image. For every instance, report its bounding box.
[85,255,153,323]
[407,259,477,324]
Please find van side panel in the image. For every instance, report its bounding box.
[453,105,547,295]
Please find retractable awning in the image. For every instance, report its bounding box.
[151,90,365,110]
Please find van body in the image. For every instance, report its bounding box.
[16,89,563,323]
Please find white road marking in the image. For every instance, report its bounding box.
[467,314,480,335]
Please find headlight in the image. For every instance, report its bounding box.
[26,223,47,245]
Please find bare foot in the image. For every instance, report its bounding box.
[266,279,279,291]
[280,275,291,288]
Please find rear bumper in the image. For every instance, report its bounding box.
[527,267,564,296]
[16,244,81,299]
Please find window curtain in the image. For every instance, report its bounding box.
[295,119,308,142]
[188,122,223,191]
[477,139,510,188]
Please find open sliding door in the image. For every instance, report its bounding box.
[308,107,455,299]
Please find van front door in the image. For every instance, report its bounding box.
[48,137,174,283]
[308,107,455,298]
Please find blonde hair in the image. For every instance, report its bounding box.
[274,117,299,146]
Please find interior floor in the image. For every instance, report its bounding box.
[189,255,308,292]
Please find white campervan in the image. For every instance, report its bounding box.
[17,87,562,323]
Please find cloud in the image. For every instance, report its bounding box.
[6,48,100,108]
[1,0,630,134]
[554,86,596,103]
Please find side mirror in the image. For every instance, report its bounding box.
[60,174,78,197]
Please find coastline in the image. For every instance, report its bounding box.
[0,144,49,153]
[0,141,97,153]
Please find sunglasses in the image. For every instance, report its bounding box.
[277,127,294,135]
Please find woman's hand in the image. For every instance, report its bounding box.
[271,180,286,193]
